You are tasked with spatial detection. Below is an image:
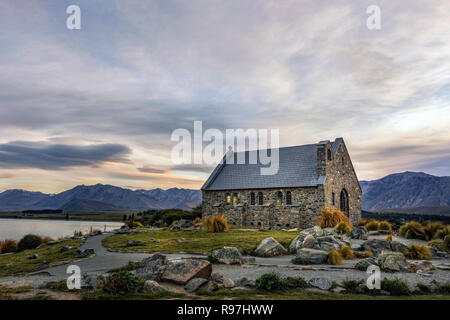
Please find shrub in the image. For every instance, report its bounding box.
[316,207,350,228]
[416,283,432,294]
[202,214,230,233]
[339,246,354,259]
[17,234,42,252]
[381,278,411,296]
[41,236,54,243]
[403,244,432,260]
[256,273,284,291]
[0,239,18,253]
[342,279,364,293]
[399,221,426,240]
[327,250,343,265]
[365,221,380,231]
[193,217,202,224]
[98,270,140,295]
[126,221,143,228]
[379,221,392,231]
[385,234,393,242]
[283,277,308,289]
[354,251,373,258]
[335,222,351,235]
[445,235,450,251]
[427,239,447,252]
[434,226,450,240]
[423,222,445,240]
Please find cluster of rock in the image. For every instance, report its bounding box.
[75,248,95,258]
[169,219,202,231]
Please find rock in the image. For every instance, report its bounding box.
[377,252,409,272]
[211,272,224,283]
[237,278,256,288]
[116,226,131,234]
[170,219,193,231]
[223,278,235,289]
[201,281,219,292]
[142,280,165,293]
[323,228,338,236]
[308,278,332,290]
[350,226,368,240]
[136,254,168,281]
[126,240,143,247]
[351,243,362,251]
[177,238,185,243]
[362,239,391,255]
[390,241,408,253]
[27,254,38,260]
[254,237,288,257]
[331,287,346,293]
[59,246,71,253]
[289,233,309,253]
[161,259,212,285]
[316,236,344,252]
[302,226,324,237]
[245,257,256,264]
[185,277,208,293]
[75,248,95,257]
[211,247,243,265]
[414,261,435,272]
[292,248,328,264]
[354,257,378,271]
[81,274,99,290]
[302,235,320,249]
[83,248,95,255]
[37,261,49,269]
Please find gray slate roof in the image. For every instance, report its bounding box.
[202,138,343,191]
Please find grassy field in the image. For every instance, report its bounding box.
[0,239,84,277]
[102,229,297,254]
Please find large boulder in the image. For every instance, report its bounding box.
[390,241,408,253]
[302,226,325,237]
[289,233,309,253]
[161,259,212,285]
[143,280,165,293]
[354,257,378,271]
[316,236,344,252]
[362,239,391,255]
[254,237,288,257]
[135,254,168,281]
[308,278,332,290]
[350,226,368,240]
[211,247,243,265]
[292,248,328,265]
[211,272,224,283]
[302,235,320,250]
[185,277,209,293]
[223,278,235,289]
[377,252,410,272]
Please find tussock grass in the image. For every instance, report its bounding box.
[316,208,350,228]
[399,221,426,240]
[339,246,354,259]
[203,214,230,233]
[403,244,432,260]
[327,250,343,265]
[335,222,351,235]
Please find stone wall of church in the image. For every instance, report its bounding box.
[202,186,325,229]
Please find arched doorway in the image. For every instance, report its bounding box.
[340,189,349,216]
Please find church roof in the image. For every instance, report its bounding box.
[201,138,343,191]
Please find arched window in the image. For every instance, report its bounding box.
[233,193,238,205]
[277,191,283,205]
[332,192,335,206]
[226,193,231,204]
[327,149,332,161]
[342,156,345,165]
[258,192,263,205]
[286,191,292,205]
[340,189,349,215]
[250,192,255,205]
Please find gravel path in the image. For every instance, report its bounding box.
[0,232,449,290]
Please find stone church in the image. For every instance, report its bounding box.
[201,138,361,229]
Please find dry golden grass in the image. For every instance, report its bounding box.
[399,221,426,240]
[193,217,202,224]
[385,234,393,242]
[202,214,230,233]
[316,208,351,228]
[339,246,354,259]
[327,250,343,265]
[0,240,18,254]
[365,221,380,231]
[379,221,392,231]
[354,251,373,258]
[403,244,432,260]
[335,222,352,235]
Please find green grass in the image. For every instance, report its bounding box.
[0,239,84,276]
[102,229,296,254]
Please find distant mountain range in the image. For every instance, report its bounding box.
[360,171,450,212]
[0,184,202,211]
[0,171,449,213]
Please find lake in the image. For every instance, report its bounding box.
[0,218,124,241]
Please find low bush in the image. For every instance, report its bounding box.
[381,278,411,296]
[416,283,432,294]
[379,221,392,231]
[0,240,18,254]
[423,222,445,240]
[403,244,432,260]
[365,221,380,231]
[341,279,364,293]
[327,250,343,265]
[434,226,449,240]
[193,217,202,224]
[255,273,284,291]
[339,246,354,259]
[203,214,230,233]
[283,277,308,289]
[17,234,42,252]
[353,251,373,258]
[142,207,202,226]
[98,270,141,295]
[316,208,350,228]
[427,239,447,252]
[399,221,426,240]
[335,222,351,235]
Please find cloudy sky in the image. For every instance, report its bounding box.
[0,0,449,193]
